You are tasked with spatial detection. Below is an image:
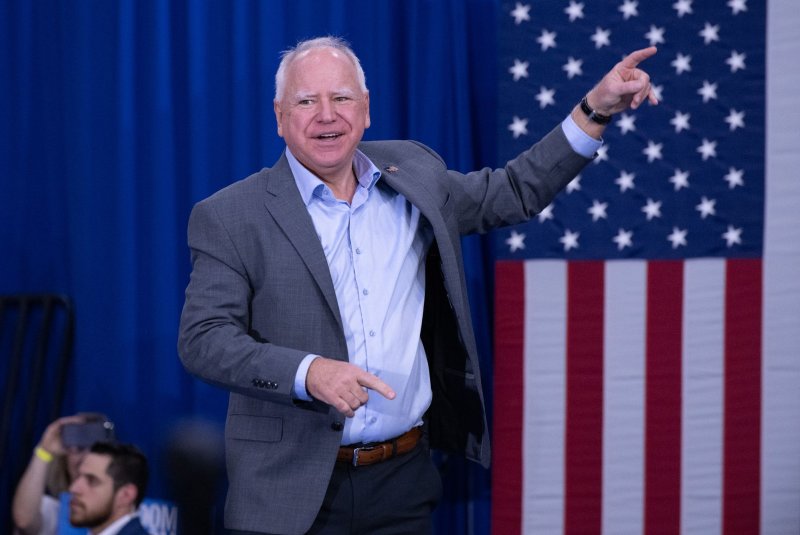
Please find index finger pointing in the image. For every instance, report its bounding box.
[357,373,396,400]
[620,46,658,69]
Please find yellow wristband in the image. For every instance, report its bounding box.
[35,446,53,463]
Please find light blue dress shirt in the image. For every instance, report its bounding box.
[286,147,435,445]
[288,115,600,445]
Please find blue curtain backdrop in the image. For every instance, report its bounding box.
[1,0,498,532]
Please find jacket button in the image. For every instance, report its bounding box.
[331,421,343,431]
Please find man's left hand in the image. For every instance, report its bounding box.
[587,46,658,115]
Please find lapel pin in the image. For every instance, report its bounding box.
[384,165,399,173]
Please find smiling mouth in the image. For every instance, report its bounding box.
[316,133,343,140]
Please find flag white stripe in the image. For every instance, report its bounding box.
[763,1,800,533]
[523,260,566,534]
[681,259,725,534]
[602,260,646,534]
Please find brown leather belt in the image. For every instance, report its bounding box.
[337,426,422,467]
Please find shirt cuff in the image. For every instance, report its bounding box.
[293,354,319,401]
[561,114,603,159]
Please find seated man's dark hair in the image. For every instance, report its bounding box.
[90,442,149,507]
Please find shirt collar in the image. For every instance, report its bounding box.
[285,147,382,205]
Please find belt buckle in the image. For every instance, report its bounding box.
[351,444,377,467]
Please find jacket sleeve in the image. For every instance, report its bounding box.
[439,124,592,236]
[177,198,309,406]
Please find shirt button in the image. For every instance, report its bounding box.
[369,417,377,425]
[362,289,369,296]
[369,330,375,337]
[355,248,362,254]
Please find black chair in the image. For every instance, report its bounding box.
[0,294,75,532]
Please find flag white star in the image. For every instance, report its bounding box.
[506,230,526,252]
[670,169,690,190]
[643,140,664,163]
[613,228,634,250]
[565,1,585,22]
[642,198,663,220]
[725,108,746,131]
[668,227,688,248]
[618,0,639,20]
[651,84,664,103]
[509,59,529,81]
[615,170,636,192]
[726,50,746,72]
[727,0,747,15]
[644,25,666,46]
[594,144,609,163]
[537,204,554,222]
[722,225,743,247]
[537,29,557,51]
[698,80,718,103]
[671,53,692,74]
[562,57,583,79]
[508,116,528,138]
[671,111,691,133]
[591,27,611,49]
[616,113,636,135]
[696,196,717,218]
[566,175,582,193]
[642,139,664,163]
[697,138,718,160]
[560,229,580,251]
[535,86,556,108]
[699,23,720,44]
[588,200,608,221]
[510,2,531,24]
[673,0,693,17]
[724,167,745,188]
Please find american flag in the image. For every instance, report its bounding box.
[491,1,800,534]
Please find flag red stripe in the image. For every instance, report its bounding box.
[723,259,763,535]
[564,261,604,534]
[492,260,525,534]
[644,260,683,534]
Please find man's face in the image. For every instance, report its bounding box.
[274,47,370,183]
[68,453,117,530]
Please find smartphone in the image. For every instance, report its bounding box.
[61,420,115,449]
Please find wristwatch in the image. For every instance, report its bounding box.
[579,96,612,125]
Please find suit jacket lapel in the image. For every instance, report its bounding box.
[261,154,343,332]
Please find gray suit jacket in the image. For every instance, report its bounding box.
[178,125,590,534]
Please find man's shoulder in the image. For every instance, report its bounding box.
[117,516,150,535]
[199,167,270,205]
[196,151,291,207]
[359,139,445,167]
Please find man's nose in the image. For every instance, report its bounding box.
[69,478,82,494]
[317,99,336,121]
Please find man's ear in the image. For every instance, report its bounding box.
[274,100,284,137]
[363,92,370,129]
[114,483,139,509]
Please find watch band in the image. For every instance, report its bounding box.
[579,96,612,125]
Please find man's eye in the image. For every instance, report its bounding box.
[334,96,350,102]
[297,99,313,106]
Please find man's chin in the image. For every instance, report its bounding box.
[69,508,97,528]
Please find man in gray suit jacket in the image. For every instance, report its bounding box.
[178,36,657,534]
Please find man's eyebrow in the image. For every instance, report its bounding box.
[292,92,317,100]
